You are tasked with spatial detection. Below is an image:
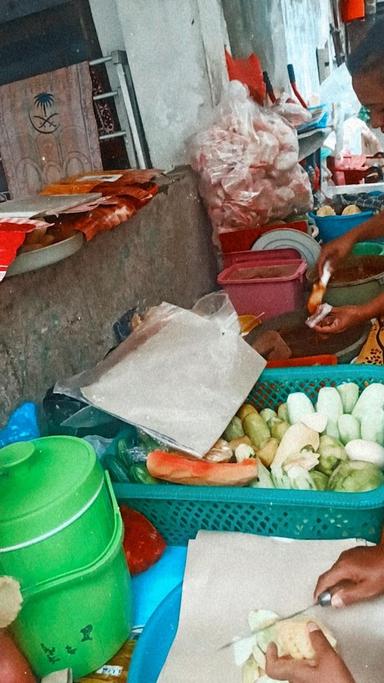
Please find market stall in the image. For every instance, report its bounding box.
[2,2,384,683]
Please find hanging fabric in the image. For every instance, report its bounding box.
[0,62,102,198]
[356,319,384,364]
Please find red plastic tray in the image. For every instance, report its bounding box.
[266,355,338,368]
[219,221,308,253]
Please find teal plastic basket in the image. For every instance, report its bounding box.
[114,365,384,545]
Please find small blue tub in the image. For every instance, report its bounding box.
[128,584,181,682]
[310,210,374,243]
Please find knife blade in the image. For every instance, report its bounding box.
[218,589,333,651]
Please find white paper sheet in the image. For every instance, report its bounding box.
[0,193,101,217]
[80,303,266,456]
[159,531,383,682]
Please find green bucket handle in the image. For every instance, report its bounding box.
[105,469,120,518]
[22,472,125,601]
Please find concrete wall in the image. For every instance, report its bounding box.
[222,0,331,102]
[115,0,229,169]
[0,169,217,423]
[89,0,124,55]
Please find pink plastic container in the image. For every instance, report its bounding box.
[217,256,307,320]
[222,248,300,270]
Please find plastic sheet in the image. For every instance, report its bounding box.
[40,169,160,195]
[189,81,313,242]
[48,199,137,241]
[272,93,312,127]
[320,64,361,155]
[0,231,26,280]
[224,50,265,105]
[102,427,163,484]
[0,402,40,447]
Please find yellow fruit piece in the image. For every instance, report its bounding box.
[275,618,336,660]
[257,438,279,467]
[317,205,336,217]
[342,204,361,216]
[239,315,263,336]
[237,404,257,421]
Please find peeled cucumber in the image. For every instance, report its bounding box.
[338,414,360,445]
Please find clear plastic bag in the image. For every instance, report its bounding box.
[192,291,240,334]
[189,81,313,242]
[271,93,312,128]
[101,427,162,484]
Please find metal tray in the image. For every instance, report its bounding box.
[6,233,84,277]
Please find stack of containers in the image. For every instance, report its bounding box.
[0,436,132,679]
[218,249,307,320]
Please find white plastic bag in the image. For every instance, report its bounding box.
[272,93,312,128]
[189,81,313,242]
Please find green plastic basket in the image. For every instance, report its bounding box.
[114,365,384,545]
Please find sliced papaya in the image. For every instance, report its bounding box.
[147,450,258,486]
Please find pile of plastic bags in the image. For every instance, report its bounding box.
[190,82,313,242]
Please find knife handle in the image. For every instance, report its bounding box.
[318,581,356,607]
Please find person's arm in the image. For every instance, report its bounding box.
[346,212,384,242]
[265,626,355,682]
[360,291,384,320]
[318,213,384,276]
[313,292,384,334]
[314,544,384,608]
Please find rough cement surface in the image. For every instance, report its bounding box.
[0,168,217,422]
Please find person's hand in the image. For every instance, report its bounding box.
[312,306,364,335]
[265,625,355,682]
[317,233,356,278]
[314,545,384,608]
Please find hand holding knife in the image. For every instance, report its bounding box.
[218,582,354,650]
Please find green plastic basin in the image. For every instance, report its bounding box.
[352,242,384,256]
[307,255,384,308]
[324,279,384,308]
[12,499,132,679]
[0,437,115,586]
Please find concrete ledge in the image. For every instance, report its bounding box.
[0,168,217,421]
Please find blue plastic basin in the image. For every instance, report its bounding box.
[310,210,374,243]
[128,583,181,682]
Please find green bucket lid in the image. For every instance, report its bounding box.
[0,436,103,550]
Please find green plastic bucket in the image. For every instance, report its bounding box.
[0,437,115,585]
[12,491,132,679]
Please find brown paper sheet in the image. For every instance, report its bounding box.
[80,303,266,456]
[159,532,384,682]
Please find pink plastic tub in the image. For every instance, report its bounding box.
[217,256,307,319]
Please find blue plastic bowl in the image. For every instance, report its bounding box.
[128,584,181,682]
[310,210,374,243]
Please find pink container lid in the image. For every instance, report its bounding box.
[222,248,301,269]
[218,259,307,285]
